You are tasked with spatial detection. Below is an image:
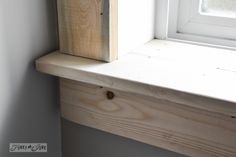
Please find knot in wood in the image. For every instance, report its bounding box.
[106,91,115,100]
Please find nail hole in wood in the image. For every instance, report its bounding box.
[100,13,103,15]
[231,116,236,119]
[106,91,115,100]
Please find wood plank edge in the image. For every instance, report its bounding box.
[35,52,236,117]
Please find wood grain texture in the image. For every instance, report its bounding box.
[60,78,236,157]
[36,49,236,117]
[57,0,117,62]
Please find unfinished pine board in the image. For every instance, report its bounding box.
[36,40,236,116]
[57,0,118,62]
[36,40,236,156]
[57,0,156,61]
[60,78,236,157]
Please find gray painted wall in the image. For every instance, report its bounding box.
[0,0,61,157]
[0,1,186,157]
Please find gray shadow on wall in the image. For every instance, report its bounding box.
[0,0,61,157]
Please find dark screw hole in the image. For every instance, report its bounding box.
[100,13,103,15]
[106,91,115,100]
[231,116,236,119]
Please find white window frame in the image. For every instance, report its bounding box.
[155,0,236,49]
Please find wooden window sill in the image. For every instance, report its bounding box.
[36,40,236,116]
[36,40,236,157]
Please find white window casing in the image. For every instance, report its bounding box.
[156,0,236,49]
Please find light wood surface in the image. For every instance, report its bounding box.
[36,39,236,156]
[36,40,236,117]
[60,78,236,157]
[57,0,117,62]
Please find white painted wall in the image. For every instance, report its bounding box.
[118,0,156,57]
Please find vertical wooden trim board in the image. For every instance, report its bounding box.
[57,0,118,62]
[60,78,236,157]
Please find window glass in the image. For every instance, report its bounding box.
[201,0,236,17]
